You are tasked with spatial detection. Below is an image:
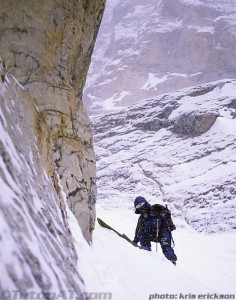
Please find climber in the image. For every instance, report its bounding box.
[132,196,177,265]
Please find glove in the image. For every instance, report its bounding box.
[167,219,176,231]
[132,238,139,244]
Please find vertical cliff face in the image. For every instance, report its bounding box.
[0,0,105,242]
[0,0,105,293]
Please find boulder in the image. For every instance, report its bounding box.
[171,111,218,136]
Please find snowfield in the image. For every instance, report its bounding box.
[70,204,236,300]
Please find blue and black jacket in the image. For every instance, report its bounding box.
[134,200,175,243]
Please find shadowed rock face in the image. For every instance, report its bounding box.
[171,111,219,135]
[0,0,106,242]
[0,0,105,293]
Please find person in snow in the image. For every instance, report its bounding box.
[132,196,177,265]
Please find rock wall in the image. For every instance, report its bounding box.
[0,0,105,294]
[0,0,105,242]
[0,63,84,296]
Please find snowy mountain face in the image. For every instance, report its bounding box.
[93,79,236,233]
[84,0,236,115]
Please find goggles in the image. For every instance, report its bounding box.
[135,202,146,209]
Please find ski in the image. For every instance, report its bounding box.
[97,218,142,249]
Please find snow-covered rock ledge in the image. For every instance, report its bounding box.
[93,79,236,233]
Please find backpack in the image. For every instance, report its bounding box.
[152,204,176,231]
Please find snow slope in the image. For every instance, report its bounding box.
[71,204,236,300]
